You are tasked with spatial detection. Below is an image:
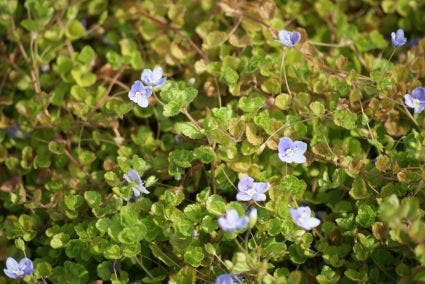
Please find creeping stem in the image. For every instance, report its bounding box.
[280,49,292,98]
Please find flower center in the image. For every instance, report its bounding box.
[286,149,294,156]
[413,99,421,107]
[135,91,142,99]
[14,270,24,276]
[247,188,256,196]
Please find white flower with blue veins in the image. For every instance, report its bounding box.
[123,169,150,199]
[404,87,425,114]
[277,29,301,47]
[128,80,152,108]
[290,206,321,231]
[236,176,269,202]
[391,28,407,47]
[218,209,249,232]
[278,137,307,164]
[3,257,33,279]
[141,66,167,88]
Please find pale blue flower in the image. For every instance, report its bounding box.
[404,87,425,114]
[3,257,33,279]
[6,124,29,139]
[236,176,269,202]
[215,273,244,284]
[141,67,167,88]
[409,38,420,47]
[391,28,407,47]
[290,206,320,231]
[128,80,152,108]
[277,30,301,47]
[218,209,249,232]
[123,169,149,199]
[81,19,88,29]
[278,137,307,164]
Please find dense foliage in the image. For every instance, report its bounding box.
[1,0,425,283]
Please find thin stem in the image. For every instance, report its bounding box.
[222,168,238,191]
[113,260,119,281]
[401,103,419,127]
[308,40,352,47]
[254,201,273,212]
[388,48,397,62]
[383,47,398,72]
[233,238,247,253]
[133,256,154,278]
[181,108,202,131]
[214,77,222,108]
[153,92,165,106]
[280,50,292,98]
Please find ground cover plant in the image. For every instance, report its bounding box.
[1,0,425,283]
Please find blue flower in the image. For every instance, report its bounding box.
[277,30,301,47]
[141,67,167,88]
[409,38,420,47]
[278,137,307,164]
[3,257,33,279]
[218,209,249,232]
[123,169,150,199]
[81,19,88,29]
[391,28,407,47]
[128,80,152,108]
[215,273,244,284]
[236,176,269,202]
[6,124,29,139]
[290,206,320,231]
[404,87,425,114]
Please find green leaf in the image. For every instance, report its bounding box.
[103,244,122,259]
[35,261,52,278]
[50,233,70,249]
[310,101,326,115]
[169,149,193,168]
[160,82,198,117]
[333,110,357,130]
[221,66,239,85]
[288,244,307,264]
[71,66,97,87]
[206,195,226,215]
[349,178,370,200]
[232,252,252,273]
[356,204,376,228]
[65,19,86,40]
[77,46,96,64]
[184,246,204,267]
[275,94,292,110]
[261,78,281,95]
[316,265,340,284]
[170,267,196,284]
[175,122,205,139]
[118,224,146,243]
[278,175,307,198]
[176,217,195,237]
[344,268,367,281]
[239,93,265,112]
[84,191,101,208]
[194,146,216,164]
[206,31,228,48]
[201,215,218,233]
